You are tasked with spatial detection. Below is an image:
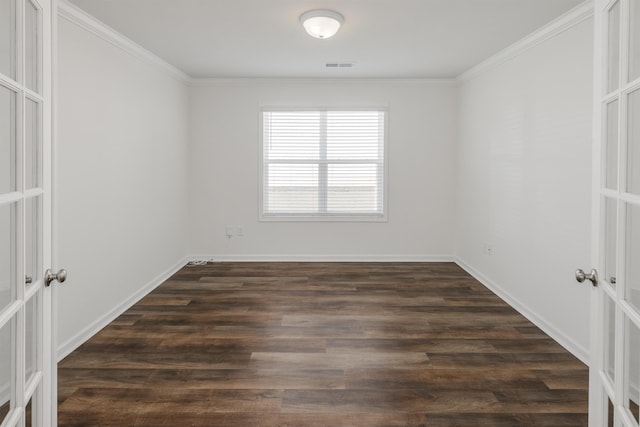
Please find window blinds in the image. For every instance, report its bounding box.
[262,109,386,218]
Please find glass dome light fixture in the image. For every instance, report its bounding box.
[300,10,344,39]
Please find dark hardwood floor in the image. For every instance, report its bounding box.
[57,262,588,426]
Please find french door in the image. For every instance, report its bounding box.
[0,0,55,425]
[590,0,640,425]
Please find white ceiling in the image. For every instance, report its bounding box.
[67,0,586,79]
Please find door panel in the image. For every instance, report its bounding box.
[0,0,53,425]
[593,1,640,426]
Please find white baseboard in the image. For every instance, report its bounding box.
[56,256,189,361]
[189,254,455,263]
[455,258,590,365]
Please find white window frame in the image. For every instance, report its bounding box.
[259,106,389,222]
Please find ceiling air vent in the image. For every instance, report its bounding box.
[326,63,353,68]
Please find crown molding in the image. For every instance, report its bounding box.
[58,0,191,83]
[189,77,459,87]
[457,0,594,83]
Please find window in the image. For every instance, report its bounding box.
[261,108,387,220]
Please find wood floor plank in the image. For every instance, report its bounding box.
[61,349,252,370]
[327,337,498,353]
[153,337,328,354]
[57,262,589,426]
[280,389,501,413]
[249,351,431,369]
[58,388,283,419]
[344,368,547,390]
[534,369,591,390]
[145,368,346,390]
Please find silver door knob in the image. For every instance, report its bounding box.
[575,268,598,286]
[45,268,67,287]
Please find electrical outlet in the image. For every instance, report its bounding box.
[236,226,244,237]
[225,226,234,238]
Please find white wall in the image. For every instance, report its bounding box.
[56,17,189,355]
[188,80,457,260]
[456,19,594,359]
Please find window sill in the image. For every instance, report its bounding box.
[259,214,388,223]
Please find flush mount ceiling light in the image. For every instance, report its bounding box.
[300,10,344,39]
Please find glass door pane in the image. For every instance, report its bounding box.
[631,0,640,82]
[25,98,40,190]
[24,0,39,93]
[626,203,640,313]
[23,384,40,427]
[0,0,15,80]
[0,203,16,313]
[604,294,616,383]
[607,397,615,427]
[606,99,620,190]
[0,318,13,424]
[608,1,621,93]
[25,196,40,287]
[628,88,640,195]
[24,396,32,426]
[605,197,618,287]
[25,292,38,383]
[624,317,640,423]
[0,85,16,194]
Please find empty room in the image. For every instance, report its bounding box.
[1,0,640,425]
